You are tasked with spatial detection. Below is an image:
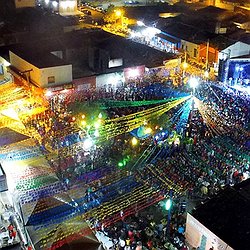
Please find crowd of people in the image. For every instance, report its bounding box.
[11,72,249,250]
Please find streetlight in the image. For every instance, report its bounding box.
[115,9,123,27]
[83,137,94,151]
[165,189,173,237]
[165,198,172,210]
[131,137,138,146]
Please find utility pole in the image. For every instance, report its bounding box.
[205,39,209,71]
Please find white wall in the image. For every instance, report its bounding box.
[40,65,72,88]
[9,51,72,88]
[186,213,234,250]
[221,42,250,59]
[9,51,41,86]
[181,40,200,60]
[15,0,35,8]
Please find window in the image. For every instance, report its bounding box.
[48,76,55,84]
[194,48,197,58]
[0,65,3,75]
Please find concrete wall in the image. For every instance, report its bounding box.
[9,51,41,86]
[221,42,250,59]
[9,51,72,88]
[40,65,72,88]
[73,76,96,90]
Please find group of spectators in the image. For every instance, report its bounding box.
[16,73,249,250]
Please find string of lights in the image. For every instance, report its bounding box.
[96,96,191,140]
[98,98,180,109]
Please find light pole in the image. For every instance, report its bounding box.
[166,189,173,237]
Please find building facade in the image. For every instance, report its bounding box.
[37,0,77,15]
[9,50,72,88]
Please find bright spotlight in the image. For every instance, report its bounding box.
[115,10,122,17]
[81,120,87,127]
[52,1,58,8]
[83,138,93,151]
[183,62,188,69]
[189,78,199,89]
[204,71,209,78]
[131,137,138,146]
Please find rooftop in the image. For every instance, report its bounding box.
[10,46,71,69]
[160,22,215,44]
[96,35,175,68]
[192,179,250,250]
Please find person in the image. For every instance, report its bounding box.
[10,230,16,240]
[7,224,14,231]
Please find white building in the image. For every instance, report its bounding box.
[218,41,250,83]
[219,41,250,60]
[37,0,77,15]
[181,40,200,60]
[9,48,72,88]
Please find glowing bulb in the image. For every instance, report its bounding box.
[83,138,93,150]
[98,113,103,119]
[81,120,86,127]
[183,62,188,69]
[131,137,138,146]
[115,10,122,17]
[145,127,152,134]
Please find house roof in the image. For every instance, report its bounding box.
[10,45,71,69]
[192,179,250,250]
[96,35,175,68]
[161,22,214,44]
